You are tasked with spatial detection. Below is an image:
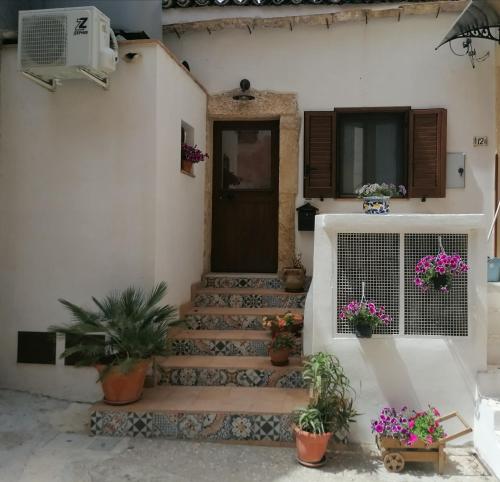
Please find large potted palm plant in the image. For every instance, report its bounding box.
[294,352,358,467]
[50,282,177,405]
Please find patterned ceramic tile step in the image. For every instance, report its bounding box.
[184,307,304,330]
[203,274,285,290]
[170,330,302,356]
[90,386,308,443]
[157,356,305,388]
[193,288,306,309]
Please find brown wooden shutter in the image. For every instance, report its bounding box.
[408,109,447,198]
[304,111,336,198]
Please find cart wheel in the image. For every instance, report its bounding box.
[384,452,405,473]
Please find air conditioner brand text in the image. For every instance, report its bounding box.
[74,17,88,36]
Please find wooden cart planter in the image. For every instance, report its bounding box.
[377,412,472,474]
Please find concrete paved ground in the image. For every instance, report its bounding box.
[0,389,496,482]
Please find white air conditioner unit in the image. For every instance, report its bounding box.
[18,6,118,91]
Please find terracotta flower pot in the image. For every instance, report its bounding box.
[283,268,306,292]
[96,359,150,405]
[294,426,333,464]
[181,159,193,174]
[269,347,290,366]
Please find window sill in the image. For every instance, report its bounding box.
[181,168,195,178]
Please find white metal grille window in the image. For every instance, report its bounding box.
[337,233,400,335]
[335,232,469,337]
[404,234,468,336]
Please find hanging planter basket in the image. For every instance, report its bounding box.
[414,236,468,294]
[355,324,373,338]
[340,282,391,338]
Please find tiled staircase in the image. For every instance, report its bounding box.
[90,273,309,443]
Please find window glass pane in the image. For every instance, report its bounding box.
[341,123,364,194]
[221,129,272,190]
[338,113,405,196]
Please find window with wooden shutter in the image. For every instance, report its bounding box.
[409,109,447,198]
[304,111,336,198]
[303,107,447,199]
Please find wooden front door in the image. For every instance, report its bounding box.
[212,120,279,273]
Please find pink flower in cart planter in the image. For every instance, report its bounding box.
[407,433,418,446]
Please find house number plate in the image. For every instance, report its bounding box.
[473,136,488,146]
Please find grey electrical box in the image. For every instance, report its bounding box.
[446,152,465,189]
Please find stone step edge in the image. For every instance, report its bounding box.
[91,386,309,414]
[170,329,272,341]
[195,288,307,296]
[185,306,304,316]
[157,355,303,369]
[203,273,281,279]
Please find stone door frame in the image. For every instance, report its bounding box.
[204,90,300,274]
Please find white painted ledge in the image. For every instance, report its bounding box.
[319,213,485,234]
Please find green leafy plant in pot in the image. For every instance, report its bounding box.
[50,282,178,405]
[268,331,295,366]
[294,352,358,466]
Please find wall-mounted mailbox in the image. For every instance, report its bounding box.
[297,202,319,231]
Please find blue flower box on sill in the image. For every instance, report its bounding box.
[362,196,390,215]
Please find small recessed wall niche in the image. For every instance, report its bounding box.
[181,121,195,176]
[17,331,56,364]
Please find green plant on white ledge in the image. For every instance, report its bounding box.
[356,183,407,198]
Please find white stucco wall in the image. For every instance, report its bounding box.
[0,41,206,401]
[164,14,497,272]
[154,45,207,305]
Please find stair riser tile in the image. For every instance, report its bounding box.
[193,294,306,309]
[159,367,305,388]
[203,276,284,290]
[184,314,264,331]
[91,411,294,443]
[170,339,301,357]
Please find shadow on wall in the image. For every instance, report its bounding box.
[358,338,420,410]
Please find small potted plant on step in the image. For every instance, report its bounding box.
[268,331,295,366]
[356,183,406,214]
[282,253,306,292]
[50,282,178,405]
[262,312,304,337]
[294,352,358,467]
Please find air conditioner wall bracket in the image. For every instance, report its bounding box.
[22,71,58,92]
[78,68,109,90]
